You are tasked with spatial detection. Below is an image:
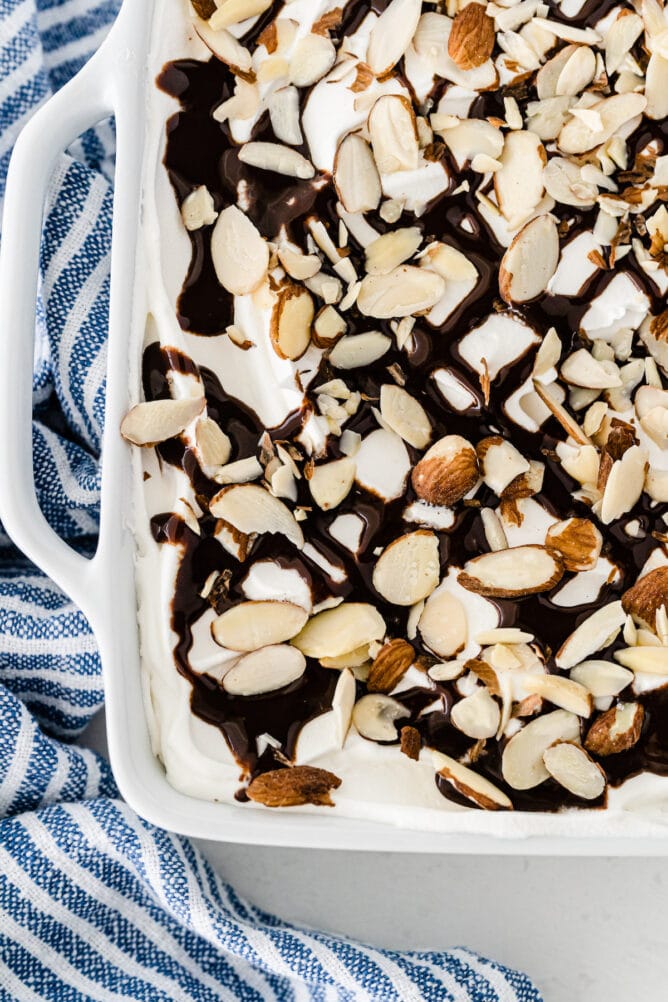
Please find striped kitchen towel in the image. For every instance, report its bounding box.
[0,2,544,999]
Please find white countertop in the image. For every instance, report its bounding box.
[84,710,668,1001]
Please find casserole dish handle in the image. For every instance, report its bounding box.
[0,34,122,620]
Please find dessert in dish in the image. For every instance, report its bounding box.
[126,0,668,819]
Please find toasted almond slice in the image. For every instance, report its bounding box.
[313,305,347,347]
[268,86,302,145]
[432,750,513,810]
[584,702,644,756]
[646,53,668,121]
[418,589,468,659]
[532,380,591,445]
[289,34,336,87]
[600,446,648,525]
[181,186,218,231]
[246,765,341,807]
[367,0,422,77]
[320,645,370,670]
[121,397,204,446]
[451,688,500,739]
[459,546,563,598]
[536,43,578,98]
[372,530,440,606]
[494,131,546,227]
[357,266,445,319]
[193,18,252,73]
[543,742,606,800]
[499,214,559,304]
[570,661,633,699]
[502,709,581,790]
[379,384,431,449]
[523,675,593,717]
[543,158,597,208]
[622,566,668,631]
[329,330,391,368]
[480,507,508,552]
[437,119,504,170]
[211,205,269,295]
[212,601,308,651]
[191,0,217,18]
[238,141,315,179]
[555,45,596,97]
[209,483,304,548]
[213,77,259,123]
[476,437,529,495]
[334,134,382,214]
[448,3,495,70]
[412,434,479,507]
[545,518,602,573]
[560,349,621,390]
[555,601,625,670]
[195,416,232,467]
[292,603,386,658]
[367,638,415,693]
[353,693,409,742]
[365,227,422,275]
[278,245,321,281]
[222,644,306,695]
[605,11,643,75]
[270,285,314,360]
[614,646,668,675]
[309,458,356,511]
[209,0,273,31]
[212,456,263,485]
[368,95,419,174]
[558,93,647,155]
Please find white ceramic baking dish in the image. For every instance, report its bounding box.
[3,0,668,853]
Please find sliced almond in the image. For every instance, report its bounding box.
[543,742,606,800]
[372,530,440,606]
[357,266,445,319]
[213,455,263,485]
[268,86,302,145]
[181,186,218,231]
[193,19,252,74]
[289,34,336,87]
[570,661,633,699]
[614,646,668,675]
[432,750,512,810]
[277,245,321,281]
[480,507,508,552]
[451,687,500,740]
[379,384,431,449]
[313,306,346,347]
[400,725,421,760]
[502,709,581,790]
[309,458,356,511]
[211,205,269,296]
[213,77,259,123]
[209,0,273,31]
[622,566,668,631]
[270,285,314,361]
[366,0,422,77]
[600,445,648,525]
[605,11,643,75]
[646,53,668,121]
[523,674,593,718]
[558,93,647,155]
[212,601,308,651]
[334,134,382,214]
[368,95,419,174]
[494,131,546,227]
[320,646,370,670]
[459,546,563,598]
[209,483,304,549]
[418,589,468,659]
[584,702,644,756]
[543,158,597,208]
[292,603,386,658]
[499,214,559,304]
[365,227,422,275]
[238,142,315,180]
[437,119,504,171]
[412,435,479,507]
[367,638,415,693]
[555,601,625,670]
[246,765,341,807]
[545,518,602,572]
[121,397,205,446]
[329,330,391,368]
[222,644,306,695]
[448,3,495,71]
[476,437,529,495]
[353,693,409,742]
[195,416,232,467]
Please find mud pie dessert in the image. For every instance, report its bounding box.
[126,0,668,819]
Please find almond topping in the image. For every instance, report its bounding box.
[366,0,422,77]
[448,3,495,71]
[545,518,602,572]
[543,742,606,800]
[372,530,440,606]
[270,285,314,360]
[412,434,479,507]
[212,601,308,651]
[432,750,512,810]
[418,589,468,659]
[357,266,445,319]
[247,766,342,807]
[222,644,306,695]
[368,95,419,174]
[459,546,563,598]
[121,397,205,447]
[584,702,644,756]
[451,687,500,740]
[522,674,593,718]
[211,205,269,295]
[309,457,356,511]
[555,602,625,670]
[209,0,273,31]
[334,134,382,214]
[292,603,386,659]
[502,709,581,790]
[379,384,431,449]
[400,725,421,760]
[622,566,668,632]
[238,142,315,179]
[499,214,560,304]
[353,693,409,742]
[209,483,304,549]
[368,638,415,693]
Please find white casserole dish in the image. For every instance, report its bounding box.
[2,0,668,853]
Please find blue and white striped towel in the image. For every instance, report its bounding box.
[0,3,544,999]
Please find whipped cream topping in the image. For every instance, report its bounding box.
[129,0,668,828]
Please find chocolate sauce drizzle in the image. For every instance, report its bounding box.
[150,0,668,810]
